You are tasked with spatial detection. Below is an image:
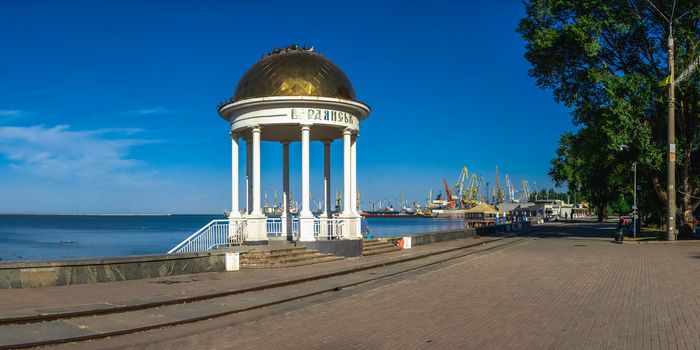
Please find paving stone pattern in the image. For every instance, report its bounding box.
[119,221,700,350]
[0,233,500,320]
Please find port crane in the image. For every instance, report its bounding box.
[494,165,505,204]
[477,176,487,204]
[465,173,481,206]
[519,180,532,203]
[484,180,490,204]
[505,174,518,203]
[446,166,485,209]
[451,166,469,208]
[442,178,455,209]
[438,166,530,208]
[335,191,342,212]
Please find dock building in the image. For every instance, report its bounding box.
[464,203,499,227]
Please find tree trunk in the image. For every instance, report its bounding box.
[677,96,697,239]
[651,175,668,207]
[596,202,608,222]
[676,152,695,239]
[681,150,695,228]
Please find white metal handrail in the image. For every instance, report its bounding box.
[266,217,299,237]
[168,219,243,254]
[292,218,299,238]
[267,218,282,237]
[169,216,349,253]
[315,218,344,240]
[313,220,320,238]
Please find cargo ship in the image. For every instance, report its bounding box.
[360,203,439,218]
[361,211,418,218]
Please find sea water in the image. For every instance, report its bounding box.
[0,215,465,261]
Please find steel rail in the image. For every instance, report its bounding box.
[0,224,565,349]
[0,223,561,327]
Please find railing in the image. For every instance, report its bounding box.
[265,217,299,237]
[292,218,299,237]
[315,218,344,240]
[168,219,244,254]
[169,217,349,253]
[267,218,282,237]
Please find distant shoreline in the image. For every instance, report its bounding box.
[0,213,222,216]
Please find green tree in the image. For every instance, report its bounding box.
[551,126,629,220]
[609,194,632,216]
[518,0,699,228]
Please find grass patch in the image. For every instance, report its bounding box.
[623,227,664,241]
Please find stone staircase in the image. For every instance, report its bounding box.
[240,247,345,269]
[362,239,401,256]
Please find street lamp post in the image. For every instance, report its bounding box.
[632,162,637,240]
[620,145,637,238]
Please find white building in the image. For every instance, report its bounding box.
[525,200,572,220]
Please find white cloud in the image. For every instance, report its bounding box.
[0,110,31,125]
[0,110,22,117]
[0,125,156,182]
[126,107,183,115]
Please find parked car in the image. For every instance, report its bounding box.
[545,215,559,222]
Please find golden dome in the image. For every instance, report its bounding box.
[231,46,357,102]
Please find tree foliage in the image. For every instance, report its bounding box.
[527,188,572,202]
[518,0,699,227]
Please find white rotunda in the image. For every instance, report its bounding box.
[218,45,370,256]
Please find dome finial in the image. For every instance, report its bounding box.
[266,44,314,57]
[226,46,357,104]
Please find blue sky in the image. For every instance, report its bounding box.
[0,0,573,214]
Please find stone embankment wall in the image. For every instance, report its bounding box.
[475,222,531,234]
[386,222,532,247]
[387,228,477,246]
[0,222,534,289]
[0,252,225,289]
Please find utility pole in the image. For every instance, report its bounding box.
[642,0,696,241]
[666,34,676,241]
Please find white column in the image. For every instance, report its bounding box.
[229,133,240,218]
[300,125,312,218]
[246,139,252,215]
[342,129,352,215]
[323,140,332,218]
[351,134,358,214]
[281,141,290,238]
[299,125,314,242]
[351,134,361,238]
[251,126,262,216]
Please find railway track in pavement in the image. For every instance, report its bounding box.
[0,223,566,349]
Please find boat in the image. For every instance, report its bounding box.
[361,204,422,218]
[362,211,418,218]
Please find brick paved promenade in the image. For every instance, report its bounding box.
[59,219,700,350]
